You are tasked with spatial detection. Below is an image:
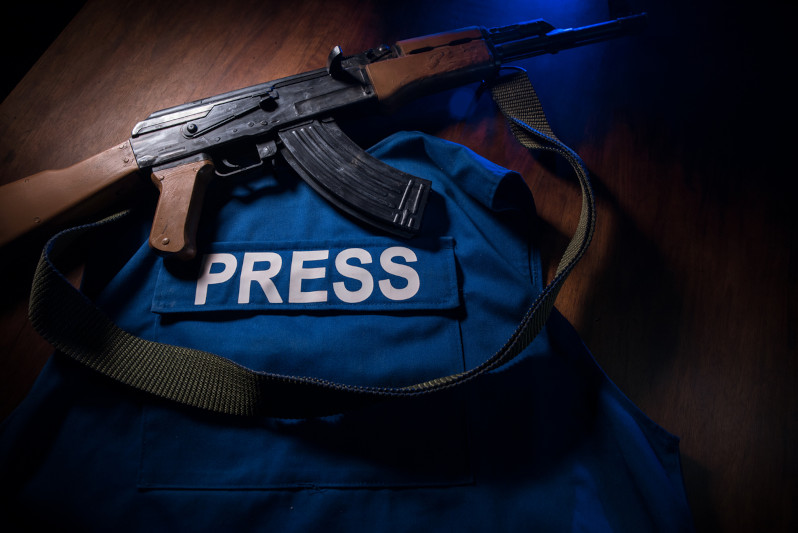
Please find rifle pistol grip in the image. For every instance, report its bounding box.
[149,156,214,260]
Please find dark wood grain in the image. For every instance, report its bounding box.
[0,1,794,531]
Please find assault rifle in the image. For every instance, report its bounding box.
[0,13,645,259]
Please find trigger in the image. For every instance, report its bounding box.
[214,141,277,178]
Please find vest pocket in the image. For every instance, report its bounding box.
[137,385,472,489]
[139,237,471,489]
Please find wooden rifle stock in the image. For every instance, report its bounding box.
[0,142,141,248]
[0,142,211,259]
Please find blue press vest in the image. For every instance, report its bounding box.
[0,132,694,531]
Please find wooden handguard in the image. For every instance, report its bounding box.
[365,28,496,108]
[0,141,140,247]
[148,158,215,260]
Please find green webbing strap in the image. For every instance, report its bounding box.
[28,72,595,418]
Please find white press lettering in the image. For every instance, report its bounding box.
[191,245,429,307]
[289,250,329,303]
[238,252,283,304]
[378,247,420,301]
[333,248,374,303]
[195,253,237,305]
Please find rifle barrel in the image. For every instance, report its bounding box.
[491,13,647,62]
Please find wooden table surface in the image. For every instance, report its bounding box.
[0,1,794,531]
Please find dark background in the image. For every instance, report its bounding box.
[1,3,86,102]
[0,1,794,531]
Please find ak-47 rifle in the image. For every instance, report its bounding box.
[0,13,645,259]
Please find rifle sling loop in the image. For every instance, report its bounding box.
[28,72,595,418]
